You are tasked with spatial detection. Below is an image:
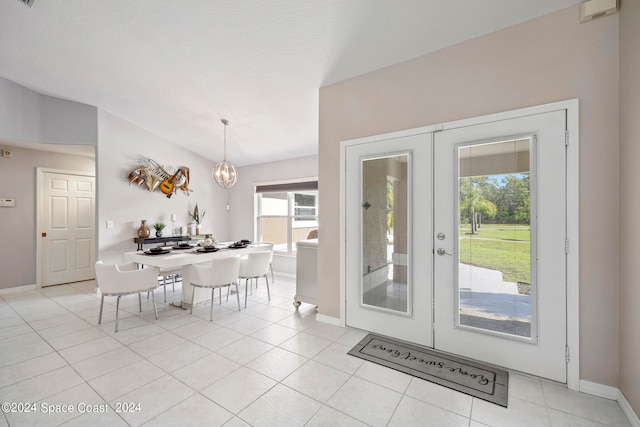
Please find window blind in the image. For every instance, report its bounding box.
[255,180,318,193]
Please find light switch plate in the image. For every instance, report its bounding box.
[106,220,114,229]
[0,198,16,207]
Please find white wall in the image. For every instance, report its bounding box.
[229,155,317,274]
[96,110,230,264]
[0,77,97,146]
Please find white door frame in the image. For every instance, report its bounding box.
[36,167,97,288]
[339,99,579,390]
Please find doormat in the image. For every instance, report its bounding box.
[347,333,509,407]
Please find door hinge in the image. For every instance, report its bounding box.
[565,130,570,146]
[565,238,570,254]
[565,345,570,363]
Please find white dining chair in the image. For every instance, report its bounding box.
[95,261,159,332]
[238,251,272,308]
[249,241,274,284]
[188,256,242,320]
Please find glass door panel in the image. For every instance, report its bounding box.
[361,155,409,314]
[456,138,535,340]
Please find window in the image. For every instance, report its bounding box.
[255,181,318,253]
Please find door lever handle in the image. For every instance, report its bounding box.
[436,248,453,256]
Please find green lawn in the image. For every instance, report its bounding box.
[461,228,530,242]
[458,225,531,283]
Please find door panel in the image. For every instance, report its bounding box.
[434,111,567,382]
[345,134,433,347]
[42,172,96,286]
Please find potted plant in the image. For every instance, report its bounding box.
[153,223,166,237]
[189,204,206,235]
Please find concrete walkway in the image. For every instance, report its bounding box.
[458,263,531,321]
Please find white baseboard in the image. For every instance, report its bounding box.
[580,380,639,426]
[0,284,36,295]
[580,379,619,400]
[618,390,640,427]
[316,313,343,327]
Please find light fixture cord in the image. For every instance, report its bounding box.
[222,118,229,160]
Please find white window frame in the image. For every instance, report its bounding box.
[255,179,318,254]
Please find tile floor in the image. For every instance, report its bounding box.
[0,274,632,426]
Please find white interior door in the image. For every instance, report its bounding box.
[345,133,433,346]
[433,111,567,382]
[41,171,96,286]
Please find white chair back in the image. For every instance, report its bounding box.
[239,251,272,278]
[94,261,160,332]
[95,261,159,294]
[249,242,274,261]
[189,256,241,287]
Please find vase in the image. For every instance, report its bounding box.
[155,230,163,237]
[137,220,150,238]
[195,224,202,235]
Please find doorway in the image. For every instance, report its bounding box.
[343,103,576,383]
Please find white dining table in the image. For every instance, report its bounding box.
[124,244,254,309]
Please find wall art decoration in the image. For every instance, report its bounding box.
[127,157,191,198]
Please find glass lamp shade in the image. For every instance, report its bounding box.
[212,159,238,189]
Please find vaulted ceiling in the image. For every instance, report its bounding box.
[0,0,581,165]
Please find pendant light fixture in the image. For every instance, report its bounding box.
[212,118,238,189]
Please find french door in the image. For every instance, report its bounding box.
[433,110,567,382]
[345,110,568,382]
[345,133,433,346]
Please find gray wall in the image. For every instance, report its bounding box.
[618,0,640,414]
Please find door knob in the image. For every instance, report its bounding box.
[436,248,452,256]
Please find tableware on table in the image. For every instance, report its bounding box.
[172,243,193,250]
[144,248,170,255]
[228,242,247,249]
[197,247,219,253]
